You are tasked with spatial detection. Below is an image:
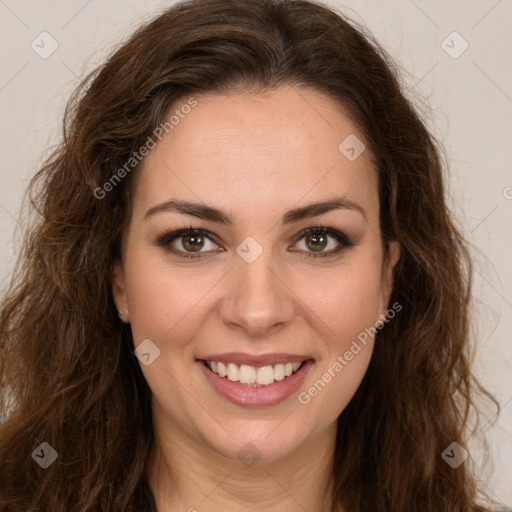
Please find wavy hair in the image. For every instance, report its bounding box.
[0,0,500,510]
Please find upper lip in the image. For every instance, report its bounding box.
[197,352,314,367]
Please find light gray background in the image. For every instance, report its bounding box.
[0,0,510,507]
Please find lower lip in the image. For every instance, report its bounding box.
[197,359,314,407]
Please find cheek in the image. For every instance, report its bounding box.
[294,263,381,417]
[125,239,384,358]
[297,255,384,344]
[124,247,223,351]
[124,240,384,427]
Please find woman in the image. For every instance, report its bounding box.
[0,0,504,510]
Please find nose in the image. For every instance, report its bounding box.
[219,251,296,338]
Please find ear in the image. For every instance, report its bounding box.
[378,240,401,319]
[111,260,130,323]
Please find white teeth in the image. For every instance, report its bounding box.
[227,363,239,382]
[205,359,305,386]
[256,366,275,385]
[273,363,285,381]
[239,364,256,384]
[217,362,227,377]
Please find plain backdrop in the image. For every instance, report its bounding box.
[0,0,511,507]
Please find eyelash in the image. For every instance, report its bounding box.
[155,224,355,260]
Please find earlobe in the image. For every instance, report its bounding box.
[387,240,401,269]
[111,261,130,323]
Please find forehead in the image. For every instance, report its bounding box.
[133,85,378,220]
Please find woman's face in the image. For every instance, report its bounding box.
[112,85,400,464]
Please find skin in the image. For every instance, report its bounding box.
[111,85,400,511]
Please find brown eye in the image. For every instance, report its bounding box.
[293,227,355,259]
[156,228,222,259]
[156,226,354,260]
[181,232,205,252]
[304,232,328,252]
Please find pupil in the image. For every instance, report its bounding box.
[181,233,327,253]
[183,233,203,252]
[307,233,326,252]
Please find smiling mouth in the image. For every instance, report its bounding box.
[202,359,307,387]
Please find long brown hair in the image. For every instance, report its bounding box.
[0,0,501,510]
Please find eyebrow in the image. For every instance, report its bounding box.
[144,197,368,224]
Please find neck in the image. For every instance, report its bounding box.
[146,411,339,511]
